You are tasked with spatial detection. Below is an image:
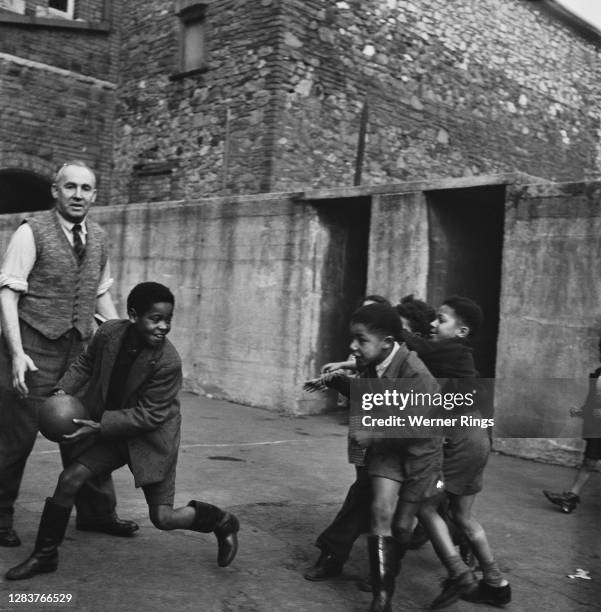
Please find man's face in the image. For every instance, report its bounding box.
[430,305,467,342]
[349,323,393,368]
[129,302,173,348]
[52,165,97,223]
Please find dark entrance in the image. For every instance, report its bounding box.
[0,170,53,214]
[310,197,371,387]
[426,185,505,377]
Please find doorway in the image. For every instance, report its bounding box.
[426,185,505,377]
[311,197,371,378]
[0,170,53,214]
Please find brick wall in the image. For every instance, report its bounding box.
[0,0,120,198]
[110,0,285,206]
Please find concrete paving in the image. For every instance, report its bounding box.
[0,392,599,612]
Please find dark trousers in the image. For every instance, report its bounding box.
[315,465,371,563]
[0,323,117,529]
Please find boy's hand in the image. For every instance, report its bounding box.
[321,360,356,374]
[303,370,346,393]
[351,429,373,448]
[321,361,345,374]
[62,419,101,443]
[569,407,584,418]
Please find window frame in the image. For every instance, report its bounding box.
[171,2,209,80]
[46,0,75,19]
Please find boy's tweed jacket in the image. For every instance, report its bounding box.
[57,319,182,487]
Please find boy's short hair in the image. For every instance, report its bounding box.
[127,282,175,315]
[351,303,403,339]
[395,294,435,337]
[355,294,391,310]
[442,296,483,338]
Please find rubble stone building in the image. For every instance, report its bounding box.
[1,0,601,208]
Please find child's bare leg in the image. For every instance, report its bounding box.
[418,496,474,587]
[149,504,196,530]
[4,463,93,581]
[53,463,96,507]
[392,499,422,548]
[370,476,401,535]
[448,493,507,587]
[148,499,239,567]
[569,459,597,496]
[418,498,459,560]
[368,477,403,612]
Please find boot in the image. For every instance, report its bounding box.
[187,500,240,567]
[5,498,72,580]
[367,535,401,612]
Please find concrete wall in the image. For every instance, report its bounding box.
[1,175,600,465]
[0,193,343,414]
[494,180,601,464]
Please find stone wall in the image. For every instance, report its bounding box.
[0,0,118,199]
[272,0,601,191]
[111,0,285,206]
[109,0,601,201]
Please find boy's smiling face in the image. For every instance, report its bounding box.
[349,322,394,368]
[129,302,174,347]
[430,304,468,342]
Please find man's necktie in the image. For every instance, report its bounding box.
[72,224,85,261]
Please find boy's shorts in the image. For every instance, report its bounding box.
[75,438,176,506]
[584,437,601,461]
[368,437,444,502]
[443,422,490,496]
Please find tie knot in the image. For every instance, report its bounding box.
[72,224,82,234]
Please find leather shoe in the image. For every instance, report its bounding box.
[76,518,139,537]
[214,512,239,567]
[6,552,58,580]
[0,527,21,547]
[304,551,343,581]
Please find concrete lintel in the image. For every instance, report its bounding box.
[0,52,116,89]
[296,173,529,202]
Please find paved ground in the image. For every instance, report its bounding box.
[0,392,599,612]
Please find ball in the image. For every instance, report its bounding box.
[39,394,88,443]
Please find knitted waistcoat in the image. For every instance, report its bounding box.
[19,210,107,341]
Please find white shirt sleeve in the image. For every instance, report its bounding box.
[97,259,114,296]
[0,224,36,293]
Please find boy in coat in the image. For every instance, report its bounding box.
[6,282,239,580]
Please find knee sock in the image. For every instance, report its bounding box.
[441,553,468,579]
[481,560,505,587]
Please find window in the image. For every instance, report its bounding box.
[178,2,208,75]
[47,0,75,19]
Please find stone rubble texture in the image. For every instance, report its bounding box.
[1,0,600,202]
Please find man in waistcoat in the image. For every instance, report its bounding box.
[0,161,138,547]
